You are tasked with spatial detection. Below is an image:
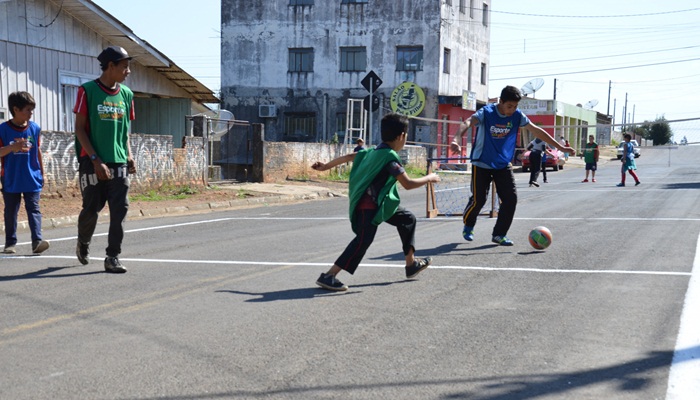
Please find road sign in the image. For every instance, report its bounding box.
[363,94,380,112]
[361,70,382,93]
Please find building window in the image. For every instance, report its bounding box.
[289,0,313,4]
[468,59,473,91]
[341,0,368,3]
[289,48,314,72]
[397,46,423,71]
[445,0,452,6]
[469,0,474,18]
[483,2,489,26]
[340,47,367,72]
[443,48,451,74]
[480,62,487,85]
[284,112,317,141]
[459,0,466,13]
[58,70,95,132]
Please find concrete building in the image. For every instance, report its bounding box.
[220,0,491,146]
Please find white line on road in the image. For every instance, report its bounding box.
[3,255,691,277]
[666,233,700,399]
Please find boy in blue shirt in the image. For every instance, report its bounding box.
[450,86,574,246]
[311,113,440,291]
[0,92,49,254]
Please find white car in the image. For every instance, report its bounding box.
[617,140,641,159]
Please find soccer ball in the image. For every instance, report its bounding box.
[528,226,552,250]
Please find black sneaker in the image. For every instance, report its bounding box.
[32,240,50,254]
[316,273,348,291]
[104,257,127,273]
[406,257,432,279]
[76,240,90,265]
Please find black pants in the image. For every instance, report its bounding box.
[529,151,542,183]
[462,164,517,237]
[335,207,416,275]
[77,158,130,258]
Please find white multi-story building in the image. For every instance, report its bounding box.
[220,0,491,145]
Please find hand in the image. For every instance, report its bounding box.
[94,160,112,181]
[427,173,440,183]
[311,161,326,171]
[12,138,29,153]
[564,146,576,156]
[450,141,461,154]
[127,158,136,174]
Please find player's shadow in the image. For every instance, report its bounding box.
[217,288,360,302]
[0,266,102,281]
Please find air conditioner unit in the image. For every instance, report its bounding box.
[259,104,277,118]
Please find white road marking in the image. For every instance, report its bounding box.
[2,255,690,277]
[666,233,700,399]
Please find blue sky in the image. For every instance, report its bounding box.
[93,0,700,141]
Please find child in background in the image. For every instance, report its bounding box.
[311,113,440,291]
[582,135,599,183]
[0,91,49,254]
[618,133,640,187]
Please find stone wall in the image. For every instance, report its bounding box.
[35,131,207,196]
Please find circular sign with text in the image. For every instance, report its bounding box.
[390,81,426,116]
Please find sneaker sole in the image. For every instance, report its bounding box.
[32,241,50,254]
[316,281,348,291]
[406,257,432,279]
[105,267,127,274]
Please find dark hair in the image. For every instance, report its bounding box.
[623,133,632,140]
[381,113,408,142]
[8,91,36,117]
[500,85,522,103]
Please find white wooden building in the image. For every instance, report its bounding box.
[0,0,218,144]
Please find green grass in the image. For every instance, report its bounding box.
[130,185,199,201]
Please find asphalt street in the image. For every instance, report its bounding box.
[1,145,699,399]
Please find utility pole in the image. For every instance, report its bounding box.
[623,93,628,132]
[607,80,611,116]
[553,78,557,100]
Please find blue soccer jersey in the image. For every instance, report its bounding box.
[0,120,43,193]
[470,103,530,169]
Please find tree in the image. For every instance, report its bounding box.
[648,116,672,145]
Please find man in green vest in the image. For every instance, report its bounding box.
[73,46,137,273]
[311,113,440,291]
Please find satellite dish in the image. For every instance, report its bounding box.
[521,78,545,98]
[583,99,599,110]
[199,109,234,135]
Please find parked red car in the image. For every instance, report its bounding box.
[520,149,566,172]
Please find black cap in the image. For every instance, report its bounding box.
[97,46,133,66]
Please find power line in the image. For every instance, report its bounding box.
[490,57,700,80]
[491,45,700,68]
[490,7,700,18]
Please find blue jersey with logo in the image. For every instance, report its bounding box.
[0,120,43,193]
[470,103,530,169]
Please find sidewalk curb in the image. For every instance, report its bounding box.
[11,189,346,234]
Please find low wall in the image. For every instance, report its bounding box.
[260,141,428,182]
[29,131,207,196]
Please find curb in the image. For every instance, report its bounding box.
[9,189,346,234]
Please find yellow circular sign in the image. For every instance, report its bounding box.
[390,81,426,116]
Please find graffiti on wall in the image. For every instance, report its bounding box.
[37,131,207,194]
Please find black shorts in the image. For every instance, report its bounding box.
[585,162,597,171]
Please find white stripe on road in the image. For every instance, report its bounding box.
[666,233,700,399]
[2,255,691,277]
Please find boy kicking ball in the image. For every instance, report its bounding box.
[311,113,440,291]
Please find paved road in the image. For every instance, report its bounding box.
[1,145,698,399]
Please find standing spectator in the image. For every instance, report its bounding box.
[527,137,547,187]
[582,134,599,183]
[617,133,640,187]
[0,92,49,255]
[73,46,137,273]
[353,138,366,152]
[559,136,569,161]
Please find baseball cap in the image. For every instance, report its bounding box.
[97,46,133,66]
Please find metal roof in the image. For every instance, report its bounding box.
[52,0,219,103]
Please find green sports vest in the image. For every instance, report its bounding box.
[348,147,402,233]
[76,80,133,164]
